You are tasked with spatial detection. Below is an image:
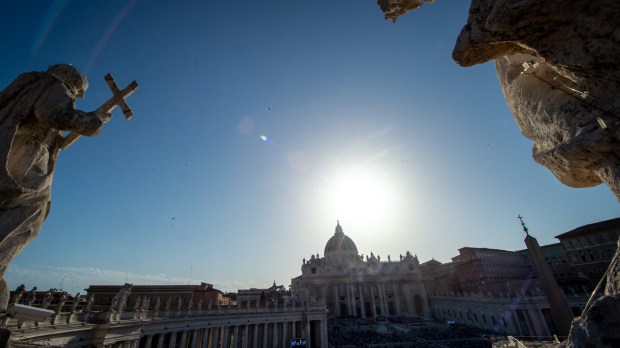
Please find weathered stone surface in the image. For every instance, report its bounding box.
[567,295,620,348]
[453,0,620,199]
[377,0,434,23]
[0,65,109,311]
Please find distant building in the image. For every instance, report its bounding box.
[291,222,431,319]
[422,246,556,337]
[85,282,233,310]
[425,217,619,338]
[237,281,290,308]
[554,217,620,293]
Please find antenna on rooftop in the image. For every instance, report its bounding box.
[187,265,193,285]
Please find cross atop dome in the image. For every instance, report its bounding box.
[335,221,343,235]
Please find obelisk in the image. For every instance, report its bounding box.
[518,215,573,337]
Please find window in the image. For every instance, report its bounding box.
[311,268,316,274]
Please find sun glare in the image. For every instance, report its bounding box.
[325,168,394,229]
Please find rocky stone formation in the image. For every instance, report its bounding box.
[377,0,620,346]
[453,0,620,200]
[377,0,434,23]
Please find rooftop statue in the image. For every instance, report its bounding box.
[0,64,138,311]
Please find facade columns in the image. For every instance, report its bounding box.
[212,327,220,348]
[168,332,177,348]
[304,320,311,348]
[190,330,199,348]
[536,309,552,337]
[358,284,366,318]
[156,333,165,348]
[345,285,352,316]
[393,282,401,315]
[179,330,188,348]
[281,322,287,348]
[242,325,249,348]
[404,283,413,315]
[262,323,269,347]
[333,286,340,317]
[321,317,328,347]
[522,309,537,338]
[349,285,357,317]
[252,324,258,347]
[144,335,153,348]
[232,325,239,348]
[272,323,279,348]
[201,328,210,348]
[378,283,386,315]
[370,284,377,318]
[220,326,228,348]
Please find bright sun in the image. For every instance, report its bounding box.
[325,167,394,229]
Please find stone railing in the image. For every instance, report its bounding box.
[2,293,326,330]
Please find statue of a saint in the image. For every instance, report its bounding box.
[0,64,111,310]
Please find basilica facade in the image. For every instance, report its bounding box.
[291,222,432,319]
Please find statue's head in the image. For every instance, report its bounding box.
[47,64,89,99]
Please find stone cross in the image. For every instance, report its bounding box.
[60,73,138,150]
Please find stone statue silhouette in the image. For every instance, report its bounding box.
[0,64,111,310]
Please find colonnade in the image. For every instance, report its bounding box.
[432,299,557,339]
[125,317,327,348]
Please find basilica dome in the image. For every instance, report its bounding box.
[324,222,359,262]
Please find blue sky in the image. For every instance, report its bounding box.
[1,1,617,294]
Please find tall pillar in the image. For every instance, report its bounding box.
[358,284,366,318]
[535,309,552,338]
[232,326,239,348]
[252,324,259,347]
[179,330,188,348]
[393,282,401,315]
[404,283,413,315]
[242,325,249,348]
[322,317,329,347]
[333,286,340,317]
[378,283,387,315]
[523,309,537,338]
[144,335,153,348]
[345,285,352,316]
[191,330,199,348]
[305,320,311,348]
[262,323,269,347]
[213,327,221,348]
[221,326,230,348]
[292,320,296,339]
[156,333,165,348]
[205,327,210,348]
[370,284,377,318]
[513,309,527,337]
[168,332,177,348]
[272,322,279,348]
[350,285,358,317]
[281,322,287,348]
